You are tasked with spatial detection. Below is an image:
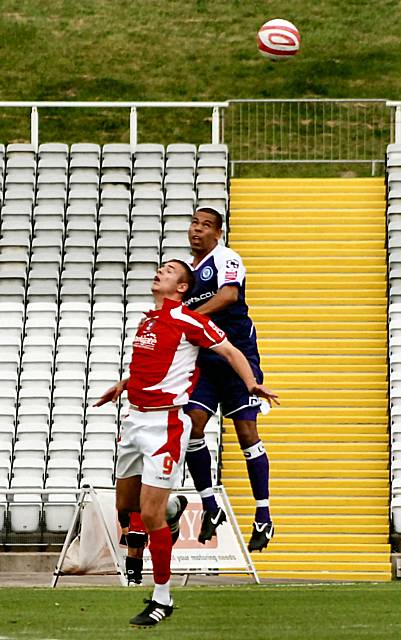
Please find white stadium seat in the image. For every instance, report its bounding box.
[0,141,228,539]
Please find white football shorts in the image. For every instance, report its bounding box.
[116,406,191,489]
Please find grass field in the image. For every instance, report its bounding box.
[0,0,400,151]
[0,584,400,639]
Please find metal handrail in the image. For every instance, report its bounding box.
[387,101,401,143]
[227,98,392,172]
[0,101,229,150]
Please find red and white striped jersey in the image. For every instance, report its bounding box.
[127,297,226,409]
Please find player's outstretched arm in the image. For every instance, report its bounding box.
[93,377,130,407]
[212,341,280,407]
[193,285,238,315]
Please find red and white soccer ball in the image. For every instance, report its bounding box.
[257,18,300,62]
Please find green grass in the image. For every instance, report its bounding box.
[0,0,400,169]
[0,584,400,639]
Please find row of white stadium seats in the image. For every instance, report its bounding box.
[386,148,401,533]
[0,142,227,159]
[0,452,220,535]
[0,143,226,536]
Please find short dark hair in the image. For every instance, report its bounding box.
[194,207,223,230]
[164,259,195,297]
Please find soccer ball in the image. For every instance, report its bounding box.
[257,18,300,61]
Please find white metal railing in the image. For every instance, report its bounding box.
[0,99,398,167]
[387,102,401,144]
[226,99,393,173]
[0,101,229,150]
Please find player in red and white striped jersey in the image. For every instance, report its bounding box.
[95,259,277,627]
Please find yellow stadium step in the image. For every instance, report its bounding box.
[223,460,387,473]
[247,272,386,284]
[231,185,385,195]
[260,354,387,365]
[256,373,387,388]
[266,542,391,553]
[233,222,385,232]
[233,505,388,516]
[250,308,387,321]
[248,294,386,305]
[235,431,388,442]
[231,212,385,223]
[255,552,390,563]
[254,558,391,570]
[256,571,391,581]
[237,518,388,533]
[225,439,388,452]
[231,196,385,208]
[224,177,390,582]
[235,243,386,255]
[245,262,386,273]
[223,442,388,455]
[222,470,388,481]
[227,487,389,499]
[222,478,389,492]
[230,177,384,186]
[231,231,386,242]
[255,412,388,422]
[250,432,389,442]
[229,417,387,428]
[230,177,384,188]
[256,327,387,338]
[231,495,387,508]
[230,180,384,190]
[259,340,387,353]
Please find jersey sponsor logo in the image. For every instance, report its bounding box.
[225,270,238,281]
[184,290,217,306]
[200,266,213,281]
[208,320,225,338]
[226,258,239,270]
[133,332,157,350]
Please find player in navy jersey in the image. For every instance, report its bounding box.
[185,208,280,552]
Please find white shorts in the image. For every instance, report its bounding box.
[116,407,191,489]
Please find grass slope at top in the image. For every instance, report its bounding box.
[0,0,399,159]
[0,584,400,640]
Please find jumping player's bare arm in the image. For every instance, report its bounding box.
[213,340,280,407]
[192,284,238,316]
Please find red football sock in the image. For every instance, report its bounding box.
[148,526,172,585]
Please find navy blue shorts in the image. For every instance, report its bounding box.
[186,349,263,421]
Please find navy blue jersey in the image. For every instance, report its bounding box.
[185,244,258,356]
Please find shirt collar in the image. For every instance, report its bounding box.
[189,243,220,271]
[145,297,182,317]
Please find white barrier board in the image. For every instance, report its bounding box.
[52,486,258,586]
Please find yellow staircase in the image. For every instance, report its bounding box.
[224,177,391,581]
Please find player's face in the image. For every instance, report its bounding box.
[188,211,222,254]
[151,262,188,297]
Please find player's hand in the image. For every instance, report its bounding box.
[93,381,125,407]
[250,384,280,407]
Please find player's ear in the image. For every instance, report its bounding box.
[177,282,188,295]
